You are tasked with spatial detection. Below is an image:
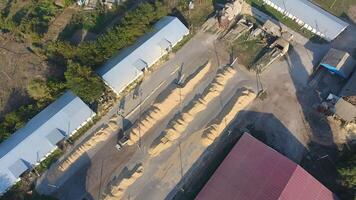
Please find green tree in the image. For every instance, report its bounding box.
[338,152,356,191]
[0,104,39,142]
[27,78,66,106]
[49,2,168,69]
[65,61,104,103]
[27,79,52,102]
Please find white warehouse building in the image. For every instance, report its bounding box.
[97,16,189,95]
[0,91,95,194]
[262,0,349,41]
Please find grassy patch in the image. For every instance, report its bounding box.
[35,149,63,174]
[173,0,214,31]
[67,115,100,144]
[231,32,266,68]
[312,0,356,19]
[172,33,193,53]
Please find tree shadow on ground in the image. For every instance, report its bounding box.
[0,88,32,120]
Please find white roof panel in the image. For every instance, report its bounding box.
[0,91,95,194]
[97,16,189,94]
[265,0,349,41]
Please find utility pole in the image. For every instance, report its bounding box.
[137,89,143,152]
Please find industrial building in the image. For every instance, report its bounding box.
[318,48,355,79]
[196,133,338,200]
[97,16,189,95]
[0,91,95,194]
[262,0,349,41]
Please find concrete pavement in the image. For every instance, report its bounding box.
[36,31,219,199]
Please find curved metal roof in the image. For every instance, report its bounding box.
[97,16,189,94]
[0,91,95,194]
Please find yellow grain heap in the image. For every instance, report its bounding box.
[127,61,212,145]
[201,89,256,146]
[58,115,119,171]
[104,166,144,200]
[148,67,236,157]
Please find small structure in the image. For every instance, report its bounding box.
[196,133,339,200]
[334,98,356,122]
[261,20,281,37]
[0,91,95,195]
[223,18,253,41]
[97,16,189,95]
[251,36,290,72]
[318,48,355,79]
[218,0,243,28]
[262,0,349,41]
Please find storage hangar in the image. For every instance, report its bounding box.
[262,0,349,41]
[0,91,95,194]
[97,16,189,95]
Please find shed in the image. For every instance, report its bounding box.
[319,48,355,78]
[334,98,356,122]
[0,91,95,194]
[96,16,189,95]
[261,20,281,37]
[196,133,338,200]
[262,0,349,41]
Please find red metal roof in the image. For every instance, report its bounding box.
[195,133,338,200]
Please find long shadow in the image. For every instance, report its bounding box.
[101,163,142,199]
[166,110,307,200]
[284,42,350,198]
[50,153,95,200]
[285,44,336,146]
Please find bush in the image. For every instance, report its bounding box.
[65,61,105,103]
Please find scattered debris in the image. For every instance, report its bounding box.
[218,0,243,28]
[223,17,253,41]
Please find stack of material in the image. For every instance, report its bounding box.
[219,0,243,28]
[127,61,212,145]
[202,89,256,146]
[104,166,144,200]
[59,116,119,171]
[148,67,236,157]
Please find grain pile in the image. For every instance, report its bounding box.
[148,67,236,157]
[202,89,256,146]
[58,115,119,171]
[104,166,144,200]
[127,61,212,145]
